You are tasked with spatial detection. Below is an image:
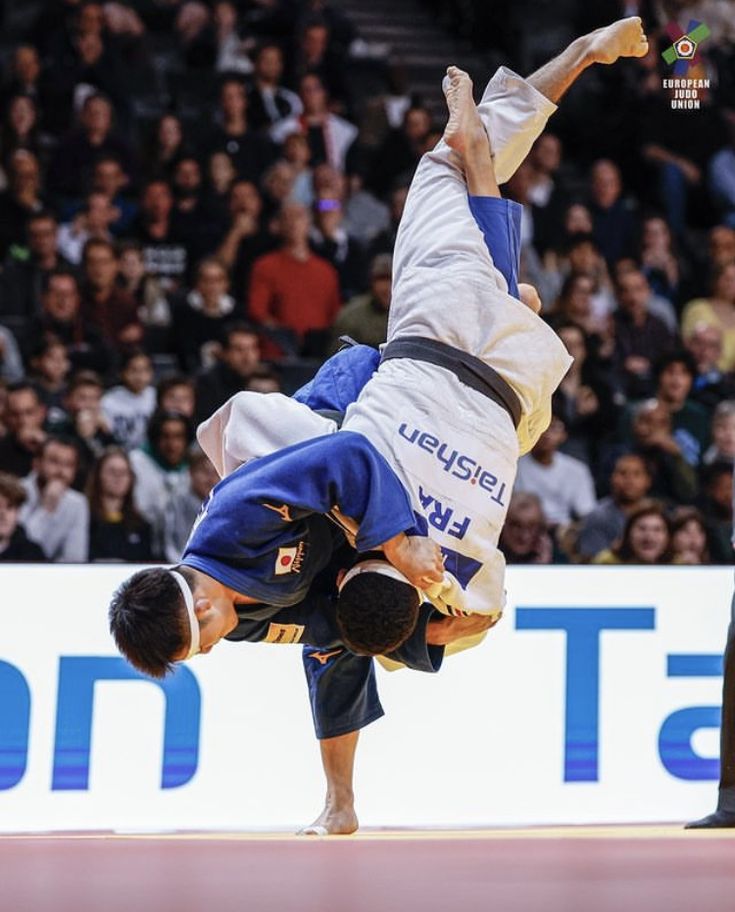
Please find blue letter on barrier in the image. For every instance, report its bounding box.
[516,608,655,782]
[659,653,722,781]
[0,661,30,790]
[52,657,201,790]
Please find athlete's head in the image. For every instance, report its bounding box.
[336,557,421,656]
[109,566,238,677]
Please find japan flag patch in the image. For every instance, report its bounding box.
[275,546,298,575]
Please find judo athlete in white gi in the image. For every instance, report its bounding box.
[109,17,648,834]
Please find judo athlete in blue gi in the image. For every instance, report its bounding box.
[109,18,649,834]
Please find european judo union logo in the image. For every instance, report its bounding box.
[661,19,710,75]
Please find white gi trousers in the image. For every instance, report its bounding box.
[343,67,573,618]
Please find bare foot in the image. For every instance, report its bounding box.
[297,802,358,836]
[442,66,486,156]
[586,16,649,65]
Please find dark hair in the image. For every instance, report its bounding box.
[39,434,81,463]
[120,346,152,372]
[87,446,145,531]
[612,499,673,564]
[27,209,57,228]
[109,566,191,678]
[67,369,104,393]
[157,373,195,406]
[6,380,42,401]
[336,570,420,655]
[222,321,259,348]
[670,506,711,563]
[654,349,697,382]
[147,409,192,448]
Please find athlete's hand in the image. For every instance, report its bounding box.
[426,612,501,646]
[381,533,444,588]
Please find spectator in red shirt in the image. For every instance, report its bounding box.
[248,202,341,355]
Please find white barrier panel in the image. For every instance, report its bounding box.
[0,564,730,832]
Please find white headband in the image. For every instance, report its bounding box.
[338,559,423,600]
[170,570,200,659]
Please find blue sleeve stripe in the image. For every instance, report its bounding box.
[467,195,523,298]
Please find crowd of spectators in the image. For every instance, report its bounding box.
[0,0,732,568]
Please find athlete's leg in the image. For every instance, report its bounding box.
[300,731,359,836]
[686,601,735,829]
[391,17,648,288]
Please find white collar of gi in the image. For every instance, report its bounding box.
[169,570,200,659]
[338,559,422,600]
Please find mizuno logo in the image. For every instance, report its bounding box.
[264,503,293,522]
[309,649,343,665]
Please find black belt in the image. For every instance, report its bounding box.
[380,336,522,429]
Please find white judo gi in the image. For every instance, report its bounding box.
[198,66,572,621]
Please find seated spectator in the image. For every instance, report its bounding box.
[2,94,52,172]
[288,19,346,105]
[271,74,357,173]
[703,401,735,466]
[248,202,340,353]
[343,165,390,246]
[216,180,275,303]
[80,238,142,354]
[261,160,297,222]
[682,263,735,371]
[0,151,45,261]
[131,180,189,291]
[87,447,155,562]
[117,242,171,348]
[514,413,597,527]
[245,370,281,393]
[710,126,735,228]
[498,492,557,565]
[28,336,70,418]
[592,500,673,565]
[368,182,409,259]
[172,155,218,260]
[627,399,698,505]
[548,272,597,334]
[2,46,44,114]
[670,506,711,565]
[0,210,70,322]
[698,461,733,563]
[129,411,191,523]
[555,322,617,467]
[588,159,638,266]
[157,375,196,421]
[145,114,189,182]
[213,1,254,75]
[25,271,109,376]
[171,257,237,371]
[49,370,115,487]
[57,191,118,265]
[310,189,366,299]
[612,268,677,399]
[194,322,262,424]
[20,436,89,562]
[0,210,71,327]
[639,214,685,306]
[281,133,314,207]
[0,325,24,383]
[90,154,137,236]
[47,93,134,200]
[685,322,735,412]
[708,225,735,273]
[0,471,44,561]
[247,43,302,131]
[101,349,156,450]
[156,447,219,562]
[652,351,710,467]
[0,382,47,477]
[205,151,237,219]
[527,133,570,256]
[330,253,391,350]
[368,104,430,197]
[547,234,616,334]
[576,453,652,561]
[207,77,275,184]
